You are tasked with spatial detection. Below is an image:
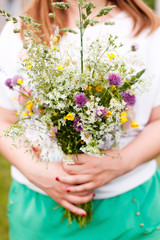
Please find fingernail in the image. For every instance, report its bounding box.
[66,189,70,193]
[55,177,59,181]
[82,213,86,217]
[93,193,95,197]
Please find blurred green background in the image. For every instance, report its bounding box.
[0,0,157,240]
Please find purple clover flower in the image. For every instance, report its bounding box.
[108,73,121,86]
[96,108,107,118]
[73,116,83,132]
[5,78,13,89]
[5,75,23,89]
[121,91,136,106]
[74,93,88,108]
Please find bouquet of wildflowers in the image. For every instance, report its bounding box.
[1,0,146,227]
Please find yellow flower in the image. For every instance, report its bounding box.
[121,112,127,117]
[120,112,128,123]
[86,86,92,91]
[26,100,33,111]
[108,53,115,60]
[52,37,58,42]
[105,111,112,117]
[23,59,26,62]
[131,121,139,129]
[121,117,128,124]
[65,32,68,35]
[53,112,58,116]
[22,112,28,117]
[57,65,63,71]
[86,64,91,71]
[64,113,74,121]
[28,112,33,116]
[17,79,23,85]
[96,85,104,92]
[50,130,54,135]
[27,65,32,70]
[13,97,17,100]
[66,58,71,62]
[110,86,116,91]
[53,46,57,50]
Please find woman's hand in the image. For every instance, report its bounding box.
[58,150,129,194]
[26,160,94,216]
[0,107,93,216]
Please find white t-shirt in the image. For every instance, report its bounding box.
[0,12,160,199]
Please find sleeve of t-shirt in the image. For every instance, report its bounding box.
[146,27,160,109]
[152,74,160,108]
[0,21,22,110]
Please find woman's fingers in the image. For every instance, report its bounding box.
[60,199,87,216]
[56,174,91,185]
[66,192,94,205]
[63,163,86,175]
[66,182,95,193]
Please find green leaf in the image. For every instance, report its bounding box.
[83,2,96,16]
[52,2,70,9]
[60,28,78,34]
[96,6,115,17]
[131,69,146,80]
[83,19,90,28]
[23,43,29,49]
[12,17,18,23]
[6,17,11,21]
[120,69,146,92]
[13,28,21,33]
[82,12,87,20]
[7,12,11,17]
[104,21,115,25]
[89,19,99,26]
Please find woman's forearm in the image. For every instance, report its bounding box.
[121,120,160,171]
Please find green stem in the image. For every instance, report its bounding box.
[79,6,84,73]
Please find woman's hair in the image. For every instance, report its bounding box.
[21,0,160,43]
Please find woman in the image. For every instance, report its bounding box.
[0,0,160,239]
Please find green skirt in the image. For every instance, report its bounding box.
[8,168,160,240]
